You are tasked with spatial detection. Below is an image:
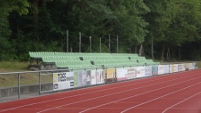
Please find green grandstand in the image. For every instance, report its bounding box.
[29,52,159,70]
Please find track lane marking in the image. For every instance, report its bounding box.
[38,73,201,113]
[161,91,201,113]
[0,73,173,112]
[120,79,201,113]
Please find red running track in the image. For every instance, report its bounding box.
[1,69,201,113]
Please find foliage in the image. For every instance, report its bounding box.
[0,0,29,60]
[0,0,201,61]
[144,0,201,60]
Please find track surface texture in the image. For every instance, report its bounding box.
[1,69,201,113]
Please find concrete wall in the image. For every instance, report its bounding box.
[0,83,53,97]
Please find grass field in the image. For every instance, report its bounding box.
[0,61,52,87]
[0,61,29,72]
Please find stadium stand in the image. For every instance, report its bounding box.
[29,52,160,70]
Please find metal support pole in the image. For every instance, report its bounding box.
[117,35,119,53]
[18,74,21,99]
[89,36,92,52]
[39,72,41,95]
[105,68,107,84]
[79,32,81,52]
[66,30,69,52]
[95,68,97,85]
[100,37,102,53]
[109,34,110,53]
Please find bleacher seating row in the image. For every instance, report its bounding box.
[29,52,159,70]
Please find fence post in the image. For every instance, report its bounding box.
[66,30,69,52]
[115,67,117,82]
[18,73,21,99]
[95,68,97,85]
[105,68,107,84]
[109,34,110,53]
[39,72,41,95]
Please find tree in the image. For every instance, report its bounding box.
[143,0,175,60]
[167,0,201,60]
[107,0,149,53]
[0,0,29,60]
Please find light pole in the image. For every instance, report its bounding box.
[100,37,102,53]
[89,36,92,52]
[79,32,81,52]
[117,35,118,53]
[109,34,110,53]
[66,30,69,52]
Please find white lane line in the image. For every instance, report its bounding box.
[120,81,201,113]
[0,70,191,112]
[162,91,201,113]
[39,74,201,113]
[79,75,201,113]
[0,76,166,112]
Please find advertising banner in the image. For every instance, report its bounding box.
[96,69,105,84]
[136,66,145,78]
[172,64,174,73]
[169,65,173,73]
[74,70,91,87]
[145,66,152,77]
[90,70,97,85]
[164,65,170,74]
[158,65,164,75]
[193,63,196,69]
[86,69,105,85]
[182,64,186,71]
[185,63,189,70]
[173,64,178,72]
[125,67,137,79]
[152,65,158,75]
[105,68,116,79]
[105,68,116,83]
[189,63,193,70]
[116,68,127,81]
[51,62,196,92]
[178,64,182,72]
[53,72,74,91]
[178,64,185,72]
[189,63,195,70]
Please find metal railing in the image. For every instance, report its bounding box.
[0,69,71,99]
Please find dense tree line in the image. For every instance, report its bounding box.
[1,0,201,61]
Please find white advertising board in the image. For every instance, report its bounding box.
[169,65,173,73]
[189,63,195,70]
[164,65,170,74]
[178,64,185,72]
[90,69,105,85]
[158,65,164,75]
[136,66,145,78]
[145,66,152,77]
[90,70,97,85]
[96,69,105,84]
[173,64,178,73]
[125,67,137,79]
[74,70,92,87]
[53,72,74,91]
[116,68,127,81]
